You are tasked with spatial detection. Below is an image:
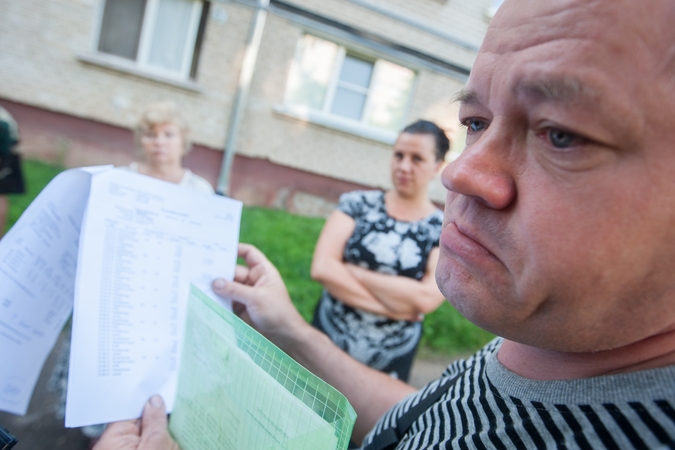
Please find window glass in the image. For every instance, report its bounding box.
[331,55,373,120]
[98,0,147,60]
[286,36,339,110]
[147,0,194,72]
[96,0,205,79]
[367,61,415,131]
[338,55,373,88]
[284,35,416,133]
[331,88,368,120]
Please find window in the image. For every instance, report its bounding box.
[96,0,207,80]
[283,35,416,138]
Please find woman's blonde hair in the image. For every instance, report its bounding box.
[134,101,192,155]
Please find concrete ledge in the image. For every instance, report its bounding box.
[77,54,204,93]
[273,104,398,145]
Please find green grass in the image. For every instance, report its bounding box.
[7,159,493,356]
[419,302,494,356]
[4,159,66,231]
[238,206,326,322]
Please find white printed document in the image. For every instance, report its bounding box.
[0,167,242,426]
[0,168,96,415]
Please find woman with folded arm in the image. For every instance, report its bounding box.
[311,120,449,382]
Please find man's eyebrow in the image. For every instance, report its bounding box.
[452,78,596,107]
[514,77,596,103]
[452,89,479,105]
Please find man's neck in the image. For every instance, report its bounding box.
[498,327,675,380]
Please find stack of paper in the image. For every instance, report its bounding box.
[0,166,242,421]
[0,166,356,449]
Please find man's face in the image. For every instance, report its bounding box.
[436,0,675,352]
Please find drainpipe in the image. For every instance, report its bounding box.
[216,0,269,196]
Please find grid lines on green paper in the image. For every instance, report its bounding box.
[169,285,357,450]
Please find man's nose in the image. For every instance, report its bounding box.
[442,127,516,210]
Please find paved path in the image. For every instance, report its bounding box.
[0,329,90,449]
[0,329,456,449]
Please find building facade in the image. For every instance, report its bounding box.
[0,0,493,215]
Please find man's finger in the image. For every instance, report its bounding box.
[238,243,271,268]
[212,278,258,306]
[92,420,139,450]
[103,420,140,437]
[234,264,250,283]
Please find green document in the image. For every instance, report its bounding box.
[169,285,357,449]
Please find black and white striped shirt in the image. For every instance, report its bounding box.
[361,339,675,449]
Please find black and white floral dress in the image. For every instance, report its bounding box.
[313,190,443,381]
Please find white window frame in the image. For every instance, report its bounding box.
[91,0,203,81]
[322,49,377,122]
[278,38,416,145]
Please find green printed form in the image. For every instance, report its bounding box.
[169,285,357,450]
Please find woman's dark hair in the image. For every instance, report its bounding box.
[401,120,450,162]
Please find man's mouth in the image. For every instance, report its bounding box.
[440,222,498,265]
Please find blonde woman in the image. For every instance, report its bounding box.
[49,102,215,444]
[124,101,214,194]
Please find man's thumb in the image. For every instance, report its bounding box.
[140,396,169,440]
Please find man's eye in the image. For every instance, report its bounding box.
[548,129,578,148]
[464,119,486,133]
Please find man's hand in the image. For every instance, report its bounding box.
[93,396,179,450]
[213,244,417,443]
[212,243,309,350]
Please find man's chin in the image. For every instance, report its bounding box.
[442,287,506,331]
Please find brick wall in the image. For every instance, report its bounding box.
[236,14,468,202]
[0,0,487,206]
[281,0,492,67]
[0,0,252,149]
